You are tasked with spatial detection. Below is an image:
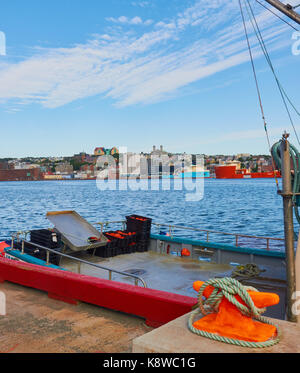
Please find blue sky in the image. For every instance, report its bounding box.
[0,0,299,157]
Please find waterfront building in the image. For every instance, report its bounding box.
[55,162,74,174]
[94,147,119,156]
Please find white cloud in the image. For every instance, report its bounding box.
[106,15,151,25]
[131,1,151,8]
[131,16,143,25]
[0,0,294,109]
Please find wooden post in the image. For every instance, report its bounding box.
[296,232,300,322]
[280,132,297,322]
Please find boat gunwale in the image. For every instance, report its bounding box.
[150,233,286,258]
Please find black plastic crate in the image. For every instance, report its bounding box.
[126,231,138,244]
[30,229,62,249]
[13,240,35,254]
[93,242,116,258]
[126,222,151,234]
[115,230,138,248]
[104,233,120,249]
[94,246,109,258]
[125,215,152,234]
[136,240,149,252]
[126,214,152,224]
[13,240,61,265]
[104,231,129,249]
[128,242,137,253]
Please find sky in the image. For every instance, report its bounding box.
[0,0,299,157]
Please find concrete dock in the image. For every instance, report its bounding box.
[132,311,300,353]
[0,281,151,353]
[0,273,295,353]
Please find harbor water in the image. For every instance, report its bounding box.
[0,178,286,248]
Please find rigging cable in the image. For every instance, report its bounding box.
[241,0,300,225]
[238,0,279,189]
[245,0,300,147]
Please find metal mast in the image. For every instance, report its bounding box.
[264,0,300,24]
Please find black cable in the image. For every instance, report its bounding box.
[239,0,280,189]
[245,0,300,146]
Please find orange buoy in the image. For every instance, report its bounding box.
[181,248,191,257]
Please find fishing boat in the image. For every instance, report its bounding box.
[0,210,289,318]
[0,205,293,353]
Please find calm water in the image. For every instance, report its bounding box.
[0,178,287,248]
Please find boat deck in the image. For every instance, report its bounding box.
[60,250,287,319]
[60,251,233,298]
[0,281,151,353]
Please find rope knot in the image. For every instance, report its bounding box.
[198,277,265,318]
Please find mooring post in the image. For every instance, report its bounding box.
[280,132,297,322]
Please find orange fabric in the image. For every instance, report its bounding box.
[181,248,191,257]
[0,241,9,257]
[192,280,279,342]
[106,233,124,239]
[116,231,136,236]
[132,217,147,221]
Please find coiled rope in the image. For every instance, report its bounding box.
[271,140,300,226]
[188,277,281,348]
[231,263,266,279]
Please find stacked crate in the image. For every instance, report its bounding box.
[126,215,152,252]
[93,215,152,258]
[93,231,137,257]
[93,236,116,258]
[26,229,62,265]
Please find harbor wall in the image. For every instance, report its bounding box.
[0,168,42,181]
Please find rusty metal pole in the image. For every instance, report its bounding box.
[264,0,300,25]
[280,132,297,322]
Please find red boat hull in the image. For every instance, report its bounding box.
[214,165,281,179]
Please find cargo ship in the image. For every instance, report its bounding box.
[214,164,281,179]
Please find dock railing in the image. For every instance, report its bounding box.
[150,223,285,251]
[9,233,147,288]
[93,220,285,252]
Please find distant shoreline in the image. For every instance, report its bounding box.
[0,176,215,182]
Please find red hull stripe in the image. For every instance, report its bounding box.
[0,257,196,327]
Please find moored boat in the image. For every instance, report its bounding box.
[0,210,288,321]
[214,164,281,179]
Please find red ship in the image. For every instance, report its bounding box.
[214,165,281,179]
